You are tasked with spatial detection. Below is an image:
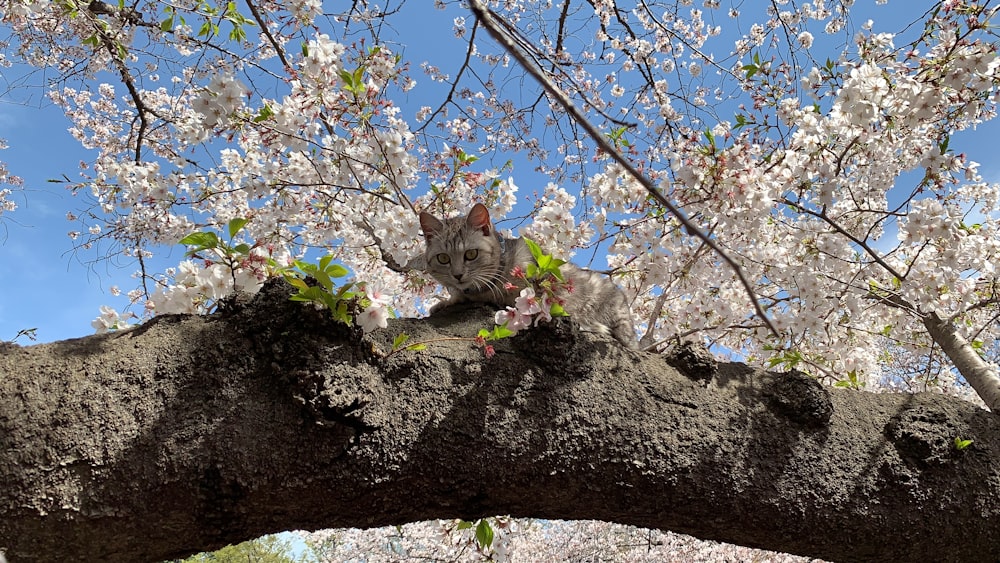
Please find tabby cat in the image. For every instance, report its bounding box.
[419,203,636,348]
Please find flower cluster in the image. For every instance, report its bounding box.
[494,287,553,332]
[357,284,392,334]
[91,305,135,334]
[148,258,267,315]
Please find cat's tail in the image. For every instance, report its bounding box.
[605,289,638,349]
[579,306,638,349]
[611,317,638,349]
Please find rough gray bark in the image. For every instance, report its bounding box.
[1,279,999,563]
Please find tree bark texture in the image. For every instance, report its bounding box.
[1,280,998,562]
[921,310,1000,412]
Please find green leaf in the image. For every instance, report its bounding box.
[954,436,973,450]
[292,259,316,274]
[327,264,349,278]
[318,254,332,271]
[339,67,366,96]
[313,271,333,291]
[742,63,758,79]
[179,231,220,249]
[198,20,215,37]
[229,23,246,42]
[456,520,473,531]
[406,344,427,352]
[457,149,479,164]
[392,333,410,350]
[334,301,351,323]
[548,266,565,282]
[160,15,174,32]
[487,324,515,340]
[335,282,356,299]
[233,243,251,255]
[226,217,248,239]
[549,302,567,317]
[524,238,544,261]
[253,104,274,123]
[289,292,318,304]
[475,519,494,549]
[841,370,864,390]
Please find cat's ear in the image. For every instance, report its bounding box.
[467,203,493,236]
[419,211,444,240]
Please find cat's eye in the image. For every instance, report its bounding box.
[464,249,479,261]
[436,253,451,265]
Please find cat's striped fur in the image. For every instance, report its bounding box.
[419,203,636,348]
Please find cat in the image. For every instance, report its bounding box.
[419,203,636,348]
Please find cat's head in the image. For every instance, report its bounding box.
[419,203,504,295]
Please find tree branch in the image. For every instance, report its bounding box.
[466,0,780,339]
[1,280,999,562]
[921,310,1000,411]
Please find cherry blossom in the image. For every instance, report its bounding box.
[495,286,544,332]
[357,304,390,334]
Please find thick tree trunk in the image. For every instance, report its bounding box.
[922,310,1000,412]
[1,280,998,563]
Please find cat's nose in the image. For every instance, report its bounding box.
[454,273,464,281]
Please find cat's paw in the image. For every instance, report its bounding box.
[428,298,457,314]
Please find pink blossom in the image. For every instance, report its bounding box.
[357,304,389,333]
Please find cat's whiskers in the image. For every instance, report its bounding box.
[463,266,504,300]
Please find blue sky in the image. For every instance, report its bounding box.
[0,97,127,343]
[1,0,997,344]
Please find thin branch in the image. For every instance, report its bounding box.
[638,292,673,351]
[243,0,291,72]
[416,18,480,133]
[84,5,158,163]
[492,6,637,129]
[467,0,780,339]
[781,197,907,282]
[638,239,711,348]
